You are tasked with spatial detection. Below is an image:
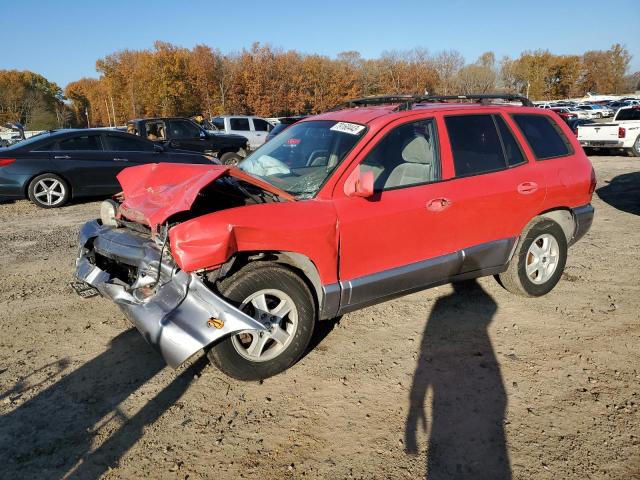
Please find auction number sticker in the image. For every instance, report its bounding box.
[330,122,366,135]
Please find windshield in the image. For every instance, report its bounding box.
[238,120,366,198]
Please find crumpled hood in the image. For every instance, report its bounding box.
[116,163,293,230]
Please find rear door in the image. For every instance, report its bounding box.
[50,133,114,195]
[438,112,546,272]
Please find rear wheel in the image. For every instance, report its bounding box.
[27,173,70,208]
[219,151,242,165]
[207,263,316,380]
[496,218,567,297]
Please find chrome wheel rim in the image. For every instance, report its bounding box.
[635,136,640,152]
[34,178,65,206]
[526,234,560,284]
[232,289,298,362]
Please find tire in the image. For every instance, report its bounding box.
[27,173,70,208]
[207,262,316,380]
[219,152,242,166]
[496,218,567,297]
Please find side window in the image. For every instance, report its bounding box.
[253,118,271,132]
[445,114,506,177]
[210,117,225,130]
[145,122,166,140]
[33,141,57,151]
[512,114,571,160]
[230,117,250,131]
[168,120,201,139]
[361,119,440,191]
[58,135,102,151]
[104,135,154,152]
[495,115,526,166]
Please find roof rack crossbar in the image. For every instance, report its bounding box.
[329,93,533,111]
[415,94,533,107]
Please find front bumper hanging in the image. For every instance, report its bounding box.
[74,220,267,368]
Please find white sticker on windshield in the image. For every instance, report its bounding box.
[330,122,366,135]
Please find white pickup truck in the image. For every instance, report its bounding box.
[577,106,640,156]
[208,116,274,150]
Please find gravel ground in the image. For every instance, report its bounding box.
[0,155,638,480]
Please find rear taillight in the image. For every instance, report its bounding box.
[0,158,16,167]
[618,127,626,138]
[589,168,596,194]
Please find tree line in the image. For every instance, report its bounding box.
[0,42,636,129]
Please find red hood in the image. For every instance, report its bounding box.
[116,163,294,230]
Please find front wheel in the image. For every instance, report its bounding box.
[207,263,316,380]
[496,218,567,297]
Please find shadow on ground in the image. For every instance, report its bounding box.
[0,328,204,479]
[597,171,640,216]
[405,280,511,479]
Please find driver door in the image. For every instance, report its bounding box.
[333,117,463,311]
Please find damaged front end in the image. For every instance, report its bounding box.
[74,220,267,368]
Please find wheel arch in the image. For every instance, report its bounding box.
[533,207,575,243]
[217,250,326,318]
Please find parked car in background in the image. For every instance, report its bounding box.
[209,115,274,150]
[0,129,216,207]
[265,116,306,142]
[568,107,594,120]
[127,117,249,165]
[550,107,578,122]
[576,105,605,118]
[577,106,640,156]
[74,93,595,380]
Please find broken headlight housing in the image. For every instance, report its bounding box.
[100,199,119,227]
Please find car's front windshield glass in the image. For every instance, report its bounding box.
[238,120,366,198]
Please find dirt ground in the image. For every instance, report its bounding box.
[0,155,638,480]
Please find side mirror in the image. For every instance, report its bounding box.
[344,166,374,198]
[153,143,164,153]
[199,131,206,139]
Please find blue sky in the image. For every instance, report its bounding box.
[1,0,638,88]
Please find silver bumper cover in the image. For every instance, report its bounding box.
[75,220,266,368]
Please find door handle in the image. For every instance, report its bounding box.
[427,197,452,212]
[517,181,538,194]
[113,158,129,162]
[54,155,71,159]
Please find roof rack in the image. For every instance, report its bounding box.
[329,93,533,111]
[415,94,533,107]
[329,95,415,111]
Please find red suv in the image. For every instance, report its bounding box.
[74,94,595,380]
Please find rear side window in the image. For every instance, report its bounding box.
[58,135,102,151]
[230,118,250,131]
[445,114,506,176]
[495,115,525,166]
[512,114,571,159]
[615,108,640,121]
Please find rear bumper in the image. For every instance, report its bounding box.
[579,140,624,148]
[74,220,266,368]
[570,204,594,246]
